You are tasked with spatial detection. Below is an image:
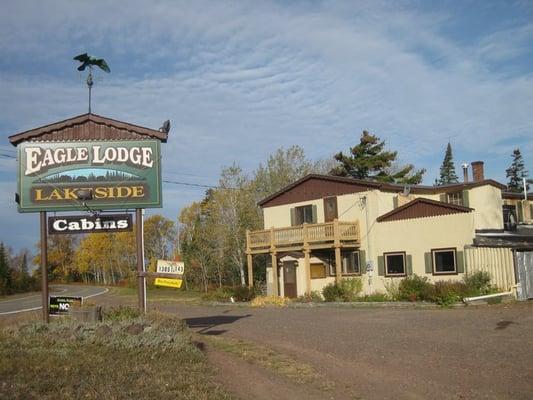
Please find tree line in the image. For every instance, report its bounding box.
[0,242,38,295]
[4,131,529,294]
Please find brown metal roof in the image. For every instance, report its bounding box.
[258,174,506,208]
[8,113,168,145]
[376,198,473,222]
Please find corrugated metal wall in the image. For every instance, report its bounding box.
[465,246,516,291]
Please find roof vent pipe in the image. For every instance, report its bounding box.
[462,163,469,183]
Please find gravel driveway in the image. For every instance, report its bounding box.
[163,302,533,400]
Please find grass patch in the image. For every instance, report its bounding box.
[109,286,202,302]
[0,310,230,400]
[203,335,334,391]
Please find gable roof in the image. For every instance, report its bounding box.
[8,113,168,145]
[258,174,506,208]
[376,197,473,222]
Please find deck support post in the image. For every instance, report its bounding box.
[271,252,278,296]
[247,252,253,287]
[246,230,253,287]
[334,219,342,283]
[304,249,311,294]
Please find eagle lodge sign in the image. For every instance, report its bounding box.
[9,113,169,321]
[17,140,161,212]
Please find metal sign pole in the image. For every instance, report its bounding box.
[136,208,146,314]
[40,211,49,323]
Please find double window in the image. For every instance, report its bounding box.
[384,252,406,277]
[432,248,457,274]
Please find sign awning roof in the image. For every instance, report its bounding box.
[8,113,168,145]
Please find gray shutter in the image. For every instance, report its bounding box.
[424,252,433,274]
[358,250,366,275]
[290,208,296,226]
[462,190,470,207]
[517,204,523,222]
[406,255,413,275]
[456,250,465,273]
[377,256,385,276]
[311,204,318,223]
[393,196,398,209]
[439,194,446,203]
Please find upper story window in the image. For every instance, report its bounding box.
[323,197,338,222]
[446,191,463,206]
[291,204,317,226]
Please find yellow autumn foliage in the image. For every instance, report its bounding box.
[250,295,291,308]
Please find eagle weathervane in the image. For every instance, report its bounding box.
[73,53,110,113]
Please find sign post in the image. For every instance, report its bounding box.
[40,211,49,323]
[136,208,146,314]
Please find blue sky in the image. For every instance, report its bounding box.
[1,0,532,252]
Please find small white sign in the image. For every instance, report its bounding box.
[156,260,185,275]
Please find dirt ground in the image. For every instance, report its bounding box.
[3,290,532,399]
[159,302,533,400]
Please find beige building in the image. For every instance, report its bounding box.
[246,162,533,298]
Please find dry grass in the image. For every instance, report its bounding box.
[250,295,291,308]
[203,335,334,391]
[0,310,230,400]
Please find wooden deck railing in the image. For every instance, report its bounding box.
[246,220,360,253]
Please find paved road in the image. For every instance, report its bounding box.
[162,302,533,400]
[0,285,108,315]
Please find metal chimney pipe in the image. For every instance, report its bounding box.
[462,163,469,183]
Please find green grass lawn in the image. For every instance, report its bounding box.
[0,310,230,400]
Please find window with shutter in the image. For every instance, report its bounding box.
[431,248,457,274]
[295,205,314,225]
[384,252,406,277]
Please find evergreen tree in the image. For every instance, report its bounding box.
[506,149,529,192]
[330,130,425,184]
[437,142,459,185]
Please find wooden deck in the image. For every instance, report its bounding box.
[245,219,360,295]
[246,220,360,254]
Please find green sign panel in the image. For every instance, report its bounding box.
[17,140,162,212]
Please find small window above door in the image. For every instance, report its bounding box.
[323,197,338,222]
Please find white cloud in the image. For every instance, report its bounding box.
[1,0,532,249]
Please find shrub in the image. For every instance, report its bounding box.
[398,275,433,302]
[431,281,465,306]
[463,271,493,296]
[294,291,323,303]
[232,286,257,302]
[201,287,234,302]
[322,277,363,302]
[322,283,344,302]
[383,279,400,301]
[250,295,290,307]
[338,277,363,301]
